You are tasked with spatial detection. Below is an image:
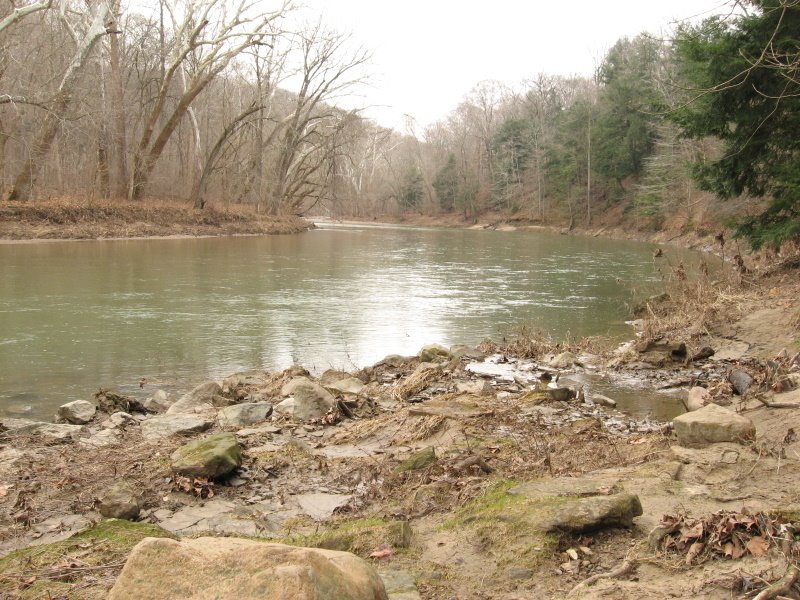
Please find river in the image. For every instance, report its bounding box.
[0,224,691,419]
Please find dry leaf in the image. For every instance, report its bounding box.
[566,548,579,560]
[746,536,769,556]
[686,542,704,565]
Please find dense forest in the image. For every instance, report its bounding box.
[1,0,798,248]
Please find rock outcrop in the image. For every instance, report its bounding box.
[673,403,756,447]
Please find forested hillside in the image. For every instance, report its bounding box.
[1,0,797,248]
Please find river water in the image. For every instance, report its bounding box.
[0,224,689,419]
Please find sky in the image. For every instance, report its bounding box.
[293,0,732,130]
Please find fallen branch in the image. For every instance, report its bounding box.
[755,396,800,409]
[567,558,636,597]
[753,564,800,600]
[454,455,493,474]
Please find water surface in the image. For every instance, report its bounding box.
[0,224,684,418]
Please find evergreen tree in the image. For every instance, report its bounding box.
[673,1,800,248]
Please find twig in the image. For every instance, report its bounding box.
[567,558,637,597]
[755,396,800,409]
[753,564,800,600]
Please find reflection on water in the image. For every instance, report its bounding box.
[0,225,691,418]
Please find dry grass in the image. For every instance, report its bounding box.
[0,197,311,240]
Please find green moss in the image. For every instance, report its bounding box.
[396,447,437,472]
[0,520,173,599]
[442,480,560,569]
[284,517,412,556]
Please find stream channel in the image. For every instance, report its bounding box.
[0,223,700,419]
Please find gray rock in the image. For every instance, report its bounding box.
[98,482,140,520]
[101,411,137,428]
[295,492,352,520]
[12,421,83,442]
[418,344,451,363]
[80,428,122,448]
[532,492,643,533]
[589,393,617,408]
[455,380,494,396]
[325,377,365,395]
[686,387,711,411]
[222,370,269,394]
[449,345,487,361]
[378,354,412,368]
[673,403,756,447]
[143,390,176,413]
[166,381,223,415]
[140,414,213,440]
[379,569,422,600]
[276,377,335,420]
[57,400,96,424]
[217,402,272,428]
[108,537,389,600]
[549,351,578,369]
[171,433,242,479]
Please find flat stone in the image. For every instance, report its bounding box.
[156,500,237,533]
[408,398,493,418]
[79,428,122,448]
[379,570,422,600]
[670,443,743,465]
[673,403,756,447]
[11,421,83,441]
[295,492,352,520]
[140,414,213,440]
[101,411,136,428]
[108,537,389,600]
[454,380,494,396]
[57,400,96,424]
[509,476,621,498]
[237,425,282,437]
[325,377,366,395]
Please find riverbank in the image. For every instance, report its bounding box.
[1,260,799,599]
[0,200,312,240]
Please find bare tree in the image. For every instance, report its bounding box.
[127,0,289,200]
[7,0,111,201]
[266,23,369,214]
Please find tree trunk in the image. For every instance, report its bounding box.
[109,2,127,198]
[7,2,110,201]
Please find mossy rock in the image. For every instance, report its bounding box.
[287,518,412,556]
[171,432,242,479]
[0,519,173,599]
[396,447,437,472]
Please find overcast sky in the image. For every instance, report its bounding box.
[294,0,731,130]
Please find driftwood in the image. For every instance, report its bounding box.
[567,559,636,597]
[755,395,800,409]
[753,564,800,600]
[453,455,493,473]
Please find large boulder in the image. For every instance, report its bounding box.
[57,400,96,424]
[98,482,140,520]
[140,414,212,440]
[108,537,389,600]
[275,377,335,420]
[217,402,272,428]
[166,381,226,415]
[171,433,241,479]
[673,403,756,447]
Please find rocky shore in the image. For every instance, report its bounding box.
[1,263,799,599]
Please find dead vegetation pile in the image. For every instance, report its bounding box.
[0,199,311,240]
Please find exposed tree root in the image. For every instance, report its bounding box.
[567,558,637,597]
